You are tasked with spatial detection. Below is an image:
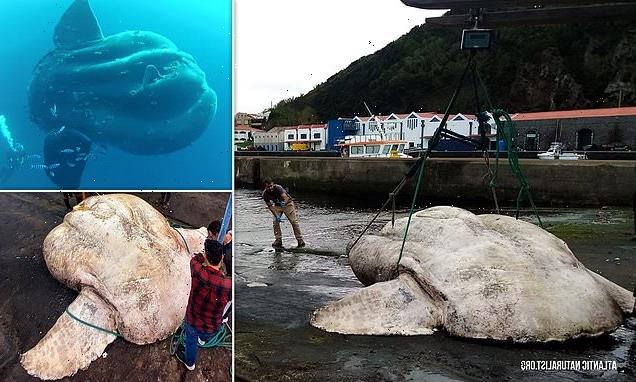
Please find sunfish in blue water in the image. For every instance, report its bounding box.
[29,0,217,188]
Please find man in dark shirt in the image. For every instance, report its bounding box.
[207,220,233,276]
[262,178,305,248]
[175,239,232,370]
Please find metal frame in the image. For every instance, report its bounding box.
[401,1,636,27]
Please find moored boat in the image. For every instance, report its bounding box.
[537,142,586,160]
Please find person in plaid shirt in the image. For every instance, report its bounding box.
[175,238,232,370]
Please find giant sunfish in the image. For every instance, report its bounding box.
[311,207,634,342]
[29,0,217,188]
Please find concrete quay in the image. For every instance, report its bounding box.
[236,156,636,207]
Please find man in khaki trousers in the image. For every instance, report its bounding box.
[262,178,305,248]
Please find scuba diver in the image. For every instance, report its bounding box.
[0,142,27,183]
[0,115,58,184]
[1,114,97,187]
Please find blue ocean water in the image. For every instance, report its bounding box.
[0,0,232,190]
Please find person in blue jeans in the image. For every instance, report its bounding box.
[175,239,232,370]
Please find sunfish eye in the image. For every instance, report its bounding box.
[142,65,163,88]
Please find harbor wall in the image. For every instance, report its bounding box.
[236,157,636,207]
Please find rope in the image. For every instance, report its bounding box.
[393,54,475,271]
[350,55,474,253]
[65,308,121,337]
[396,149,430,272]
[170,322,232,355]
[490,110,543,227]
[483,149,500,214]
[172,226,191,255]
[354,53,543,274]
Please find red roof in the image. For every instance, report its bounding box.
[511,107,636,121]
[234,125,261,132]
[415,112,438,119]
[265,124,326,133]
[263,126,289,133]
[296,124,327,129]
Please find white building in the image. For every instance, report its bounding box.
[234,125,261,142]
[253,126,286,151]
[352,112,496,150]
[252,124,328,151]
[283,124,327,151]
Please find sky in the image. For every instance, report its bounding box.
[235,0,446,113]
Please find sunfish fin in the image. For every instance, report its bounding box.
[54,0,104,48]
[142,65,163,88]
[20,289,117,380]
[310,274,443,335]
[587,270,636,314]
[44,127,92,189]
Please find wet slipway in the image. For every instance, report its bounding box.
[234,189,635,382]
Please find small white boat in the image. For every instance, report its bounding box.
[338,135,411,158]
[537,142,586,160]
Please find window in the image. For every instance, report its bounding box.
[382,145,391,155]
[398,144,405,153]
[453,115,465,121]
[287,134,294,140]
[300,133,307,139]
[351,146,364,155]
[577,128,593,150]
[407,117,418,129]
[524,130,539,151]
[365,145,380,154]
[313,133,321,139]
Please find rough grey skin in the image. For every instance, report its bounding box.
[311,206,634,342]
[28,0,217,187]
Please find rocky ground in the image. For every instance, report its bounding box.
[0,192,231,382]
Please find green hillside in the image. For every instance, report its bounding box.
[267,21,636,128]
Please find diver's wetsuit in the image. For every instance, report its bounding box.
[0,144,25,183]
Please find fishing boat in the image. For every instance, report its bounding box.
[537,142,586,160]
[338,135,411,158]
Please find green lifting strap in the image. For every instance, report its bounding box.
[170,322,232,355]
[172,225,191,255]
[489,109,543,227]
[394,110,543,273]
[65,308,121,337]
